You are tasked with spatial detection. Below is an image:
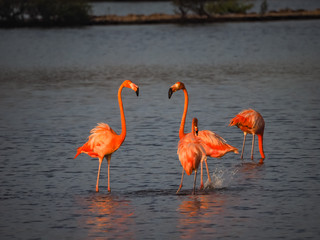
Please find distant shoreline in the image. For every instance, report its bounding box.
[1,9,319,27]
[91,9,320,25]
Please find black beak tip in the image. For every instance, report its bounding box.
[168,88,173,99]
[136,88,139,97]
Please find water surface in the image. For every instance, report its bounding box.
[0,19,320,239]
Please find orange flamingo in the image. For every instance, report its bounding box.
[177,118,206,195]
[229,109,265,160]
[74,80,139,192]
[169,82,238,189]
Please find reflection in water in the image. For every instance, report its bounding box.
[176,162,265,239]
[237,160,264,169]
[76,194,135,238]
[235,160,265,180]
[177,194,225,239]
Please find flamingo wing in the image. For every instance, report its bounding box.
[198,130,239,158]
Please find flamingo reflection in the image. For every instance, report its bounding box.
[235,160,265,183]
[77,195,135,238]
[177,194,225,239]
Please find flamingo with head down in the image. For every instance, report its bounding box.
[169,82,238,189]
[229,108,265,161]
[74,80,139,192]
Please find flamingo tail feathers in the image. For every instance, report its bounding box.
[74,142,99,159]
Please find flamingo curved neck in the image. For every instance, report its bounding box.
[118,84,126,142]
[179,88,188,139]
[258,134,265,159]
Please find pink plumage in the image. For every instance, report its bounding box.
[229,108,265,160]
[177,134,205,176]
[176,118,205,194]
[198,130,239,158]
[74,123,118,159]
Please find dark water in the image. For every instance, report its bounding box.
[1,19,320,239]
[91,0,320,16]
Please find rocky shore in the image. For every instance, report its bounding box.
[92,9,320,25]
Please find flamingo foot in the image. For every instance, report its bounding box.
[96,186,99,192]
[176,184,182,194]
[108,187,111,192]
[199,183,204,190]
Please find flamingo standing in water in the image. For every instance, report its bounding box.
[177,118,206,195]
[74,80,139,192]
[169,82,238,189]
[229,109,265,160]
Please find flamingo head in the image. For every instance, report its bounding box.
[168,82,185,99]
[192,118,199,136]
[123,80,139,96]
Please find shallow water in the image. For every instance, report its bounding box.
[1,19,320,239]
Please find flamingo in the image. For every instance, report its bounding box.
[74,80,139,192]
[168,82,238,189]
[229,109,265,160]
[177,118,206,195]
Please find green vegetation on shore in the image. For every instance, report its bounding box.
[0,0,91,27]
[172,0,254,17]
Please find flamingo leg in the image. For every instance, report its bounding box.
[251,134,255,160]
[200,156,211,190]
[106,155,111,192]
[241,132,247,159]
[204,157,211,183]
[193,170,197,195]
[96,157,103,192]
[176,168,184,194]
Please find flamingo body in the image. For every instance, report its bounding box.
[74,80,139,192]
[178,134,204,176]
[229,109,265,135]
[74,123,121,159]
[177,118,206,194]
[229,109,265,160]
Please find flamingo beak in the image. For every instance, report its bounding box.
[195,127,198,136]
[136,87,139,97]
[168,88,173,99]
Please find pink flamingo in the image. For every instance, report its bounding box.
[177,118,206,195]
[229,109,265,160]
[74,80,139,192]
[169,82,238,189]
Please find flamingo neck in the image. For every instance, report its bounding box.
[258,134,265,159]
[118,84,126,143]
[179,88,188,139]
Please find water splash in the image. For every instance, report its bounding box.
[204,167,239,189]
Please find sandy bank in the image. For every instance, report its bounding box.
[92,9,320,25]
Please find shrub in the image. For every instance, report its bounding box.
[172,0,210,17]
[206,0,254,15]
[0,0,91,26]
